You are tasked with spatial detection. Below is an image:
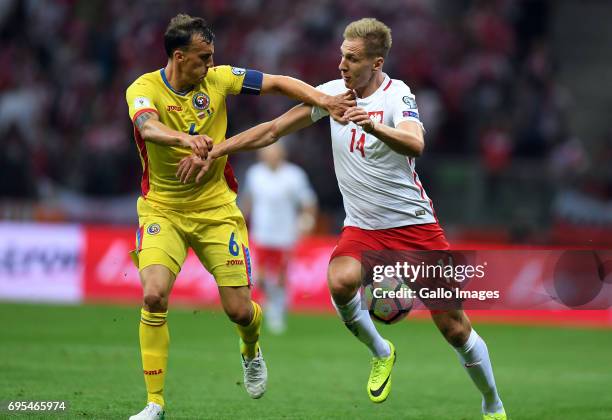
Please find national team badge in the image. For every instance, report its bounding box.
[402,96,417,109]
[368,111,384,123]
[147,223,161,235]
[231,67,246,76]
[192,92,210,111]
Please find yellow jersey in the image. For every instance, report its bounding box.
[126,65,262,210]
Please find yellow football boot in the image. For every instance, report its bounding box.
[367,340,396,403]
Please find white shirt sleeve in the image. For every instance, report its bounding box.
[311,104,329,122]
[310,82,335,122]
[391,82,425,131]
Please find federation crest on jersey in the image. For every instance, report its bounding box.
[192,92,210,111]
[402,96,417,109]
[368,111,384,124]
[231,67,246,76]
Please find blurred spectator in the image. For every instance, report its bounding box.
[0,124,38,198]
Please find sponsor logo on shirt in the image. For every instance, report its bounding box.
[192,92,210,111]
[166,105,183,112]
[402,110,420,119]
[231,67,246,76]
[402,96,417,109]
[226,259,245,266]
[415,210,426,217]
[134,96,151,109]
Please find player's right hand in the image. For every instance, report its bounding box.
[181,134,213,159]
[325,90,356,124]
[176,154,213,184]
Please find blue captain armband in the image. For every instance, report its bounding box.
[240,69,263,95]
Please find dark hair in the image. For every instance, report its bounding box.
[164,14,215,57]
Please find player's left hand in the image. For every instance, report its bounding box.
[176,154,212,184]
[324,90,356,124]
[344,107,376,133]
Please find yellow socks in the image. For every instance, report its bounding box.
[138,302,260,407]
[237,301,262,359]
[139,309,169,407]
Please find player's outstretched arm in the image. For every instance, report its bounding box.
[135,111,213,159]
[261,74,355,123]
[176,104,314,184]
[345,107,425,157]
[217,104,314,156]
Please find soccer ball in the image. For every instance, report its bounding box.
[363,275,414,324]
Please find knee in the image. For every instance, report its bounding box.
[143,291,168,312]
[441,323,471,347]
[433,310,472,347]
[224,302,253,326]
[141,265,173,312]
[328,267,360,302]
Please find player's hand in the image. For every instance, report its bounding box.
[323,90,356,124]
[180,134,213,159]
[297,212,316,237]
[176,154,213,184]
[344,106,376,133]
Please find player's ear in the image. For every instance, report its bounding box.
[373,56,384,71]
[173,48,185,63]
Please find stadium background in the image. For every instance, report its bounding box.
[1,1,611,419]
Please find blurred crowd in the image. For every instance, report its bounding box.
[0,0,608,237]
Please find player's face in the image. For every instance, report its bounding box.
[339,39,378,92]
[258,143,285,168]
[179,35,214,84]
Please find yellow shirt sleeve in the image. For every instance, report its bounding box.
[209,65,263,97]
[126,76,159,121]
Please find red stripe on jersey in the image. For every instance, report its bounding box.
[132,109,158,197]
[412,169,426,200]
[415,172,439,223]
[132,108,158,123]
[133,127,150,197]
[383,79,393,91]
[224,160,239,193]
[408,157,439,223]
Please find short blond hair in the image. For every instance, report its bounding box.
[343,18,392,58]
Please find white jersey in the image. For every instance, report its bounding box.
[311,74,436,230]
[244,162,317,248]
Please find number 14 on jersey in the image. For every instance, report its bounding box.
[349,128,365,158]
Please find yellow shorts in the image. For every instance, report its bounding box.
[131,197,252,287]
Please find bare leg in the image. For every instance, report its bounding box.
[431,310,504,415]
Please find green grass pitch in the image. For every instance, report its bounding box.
[1,303,611,419]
